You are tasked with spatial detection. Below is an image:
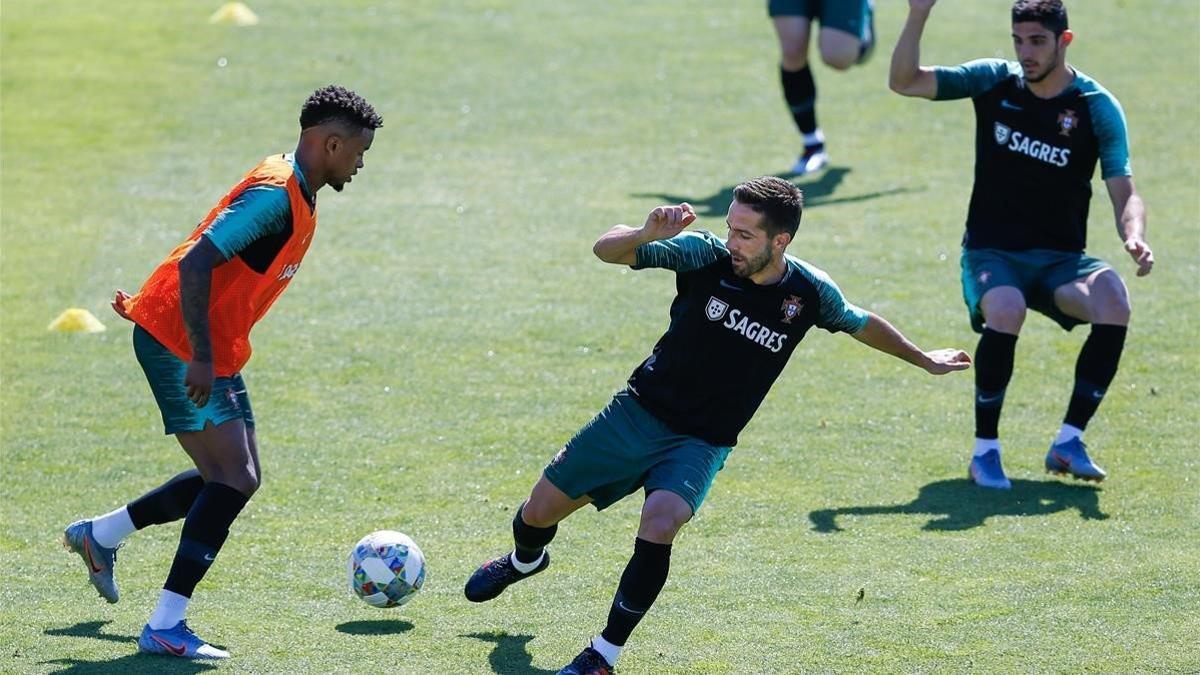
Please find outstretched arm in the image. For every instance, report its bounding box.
[1105,176,1154,277]
[850,312,971,375]
[593,203,696,265]
[889,0,939,99]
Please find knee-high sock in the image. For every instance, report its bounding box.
[600,538,672,648]
[163,482,249,599]
[1064,324,1127,431]
[512,501,557,565]
[780,65,818,136]
[975,328,1018,440]
[127,469,205,529]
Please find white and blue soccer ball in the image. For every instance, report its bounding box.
[347,530,426,608]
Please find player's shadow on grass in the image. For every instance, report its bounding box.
[632,167,916,217]
[42,655,217,675]
[809,478,1109,532]
[44,620,136,645]
[335,619,414,635]
[41,621,218,674]
[463,631,557,674]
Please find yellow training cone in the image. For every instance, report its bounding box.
[209,2,260,26]
[48,308,106,333]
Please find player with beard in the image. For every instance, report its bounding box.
[463,176,971,674]
[889,0,1154,489]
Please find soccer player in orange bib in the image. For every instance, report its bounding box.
[63,85,381,659]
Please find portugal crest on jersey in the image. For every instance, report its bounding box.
[994,122,1012,145]
[706,296,730,322]
[1057,109,1078,137]
[780,295,803,324]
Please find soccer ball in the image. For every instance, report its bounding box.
[347,530,426,608]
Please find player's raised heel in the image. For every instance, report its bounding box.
[137,621,229,659]
[62,519,120,603]
[464,551,550,603]
[1045,437,1107,482]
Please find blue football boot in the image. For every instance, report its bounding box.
[969,448,1012,489]
[1045,437,1107,482]
[137,621,229,659]
[62,519,119,603]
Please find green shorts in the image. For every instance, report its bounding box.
[960,248,1112,333]
[134,325,254,435]
[767,0,871,40]
[543,390,732,515]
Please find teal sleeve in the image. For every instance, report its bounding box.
[202,185,291,260]
[790,259,870,334]
[633,230,729,273]
[1085,88,1132,179]
[933,58,1017,101]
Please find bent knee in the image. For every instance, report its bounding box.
[820,52,855,71]
[1091,275,1132,324]
[218,469,259,497]
[520,500,561,529]
[818,32,859,70]
[983,306,1026,333]
[780,49,809,71]
[639,510,691,543]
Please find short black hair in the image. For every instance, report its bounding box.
[732,176,804,238]
[1012,0,1068,35]
[299,85,383,131]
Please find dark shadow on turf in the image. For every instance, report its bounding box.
[335,619,414,635]
[809,478,1109,532]
[42,654,217,675]
[44,621,136,645]
[462,631,556,674]
[42,621,219,674]
[632,167,917,217]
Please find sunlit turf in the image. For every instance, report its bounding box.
[2,1,1197,672]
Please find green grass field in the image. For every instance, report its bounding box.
[2,1,1197,672]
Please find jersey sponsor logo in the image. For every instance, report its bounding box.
[994,123,1071,167]
[1057,108,1078,137]
[706,296,730,322]
[1000,99,1023,111]
[780,295,804,324]
[277,263,302,280]
[718,279,743,292]
[721,308,788,353]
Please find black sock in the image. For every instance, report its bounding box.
[975,328,1018,439]
[780,65,818,137]
[1064,324,1127,430]
[127,469,205,530]
[163,482,249,598]
[600,538,672,647]
[512,502,557,565]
